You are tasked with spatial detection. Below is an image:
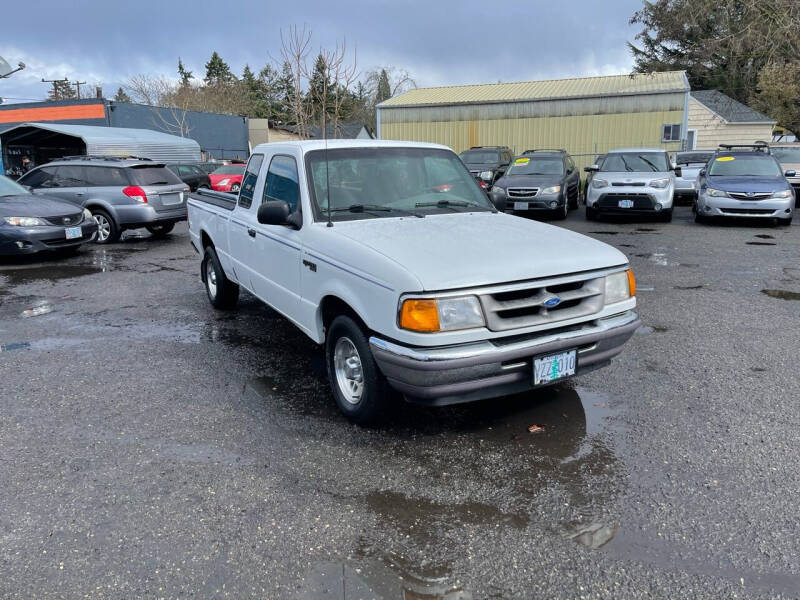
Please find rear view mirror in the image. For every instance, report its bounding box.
[674,167,682,177]
[699,168,706,176]
[257,200,291,226]
[785,170,797,178]
[584,165,599,173]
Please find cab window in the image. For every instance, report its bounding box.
[263,155,300,213]
[238,154,263,209]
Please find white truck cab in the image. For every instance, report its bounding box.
[188,140,640,424]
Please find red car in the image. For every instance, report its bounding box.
[209,165,246,193]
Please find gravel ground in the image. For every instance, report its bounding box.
[1,208,798,599]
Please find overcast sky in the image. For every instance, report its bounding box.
[0,0,644,104]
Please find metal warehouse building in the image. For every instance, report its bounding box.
[377,71,690,168]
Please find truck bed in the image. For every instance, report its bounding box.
[190,188,237,211]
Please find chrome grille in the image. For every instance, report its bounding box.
[479,276,605,332]
[44,213,83,226]
[507,187,539,198]
[728,191,772,200]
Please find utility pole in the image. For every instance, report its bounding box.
[72,80,87,99]
[41,77,70,100]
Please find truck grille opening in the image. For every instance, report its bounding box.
[479,276,605,332]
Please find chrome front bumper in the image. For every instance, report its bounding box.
[370,311,640,405]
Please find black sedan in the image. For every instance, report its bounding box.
[0,175,97,256]
[167,163,212,192]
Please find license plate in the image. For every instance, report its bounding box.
[161,193,182,205]
[514,202,528,210]
[534,350,577,386]
[618,199,634,208]
[64,226,82,240]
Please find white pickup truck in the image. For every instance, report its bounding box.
[188,140,640,424]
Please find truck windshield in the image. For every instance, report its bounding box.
[306,147,493,220]
[708,155,783,177]
[601,153,668,172]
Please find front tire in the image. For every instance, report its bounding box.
[568,187,579,210]
[203,247,239,309]
[661,209,673,223]
[231,183,241,193]
[92,209,121,244]
[146,222,175,238]
[326,315,391,425]
[777,216,793,226]
[553,201,568,220]
[586,205,598,221]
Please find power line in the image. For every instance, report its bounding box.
[41,77,70,100]
[72,80,87,99]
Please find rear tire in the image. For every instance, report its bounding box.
[326,315,392,425]
[146,222,175,238]
[203,247,239,310]
[91,209,121,244]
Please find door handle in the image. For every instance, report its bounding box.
[247,228,256,238]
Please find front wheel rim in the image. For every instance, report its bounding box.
[333,337,364,405]
[206,260,217,298]
[94,214,110,241]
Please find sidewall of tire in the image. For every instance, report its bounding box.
[92,209,120,244]
[202,247,239,309]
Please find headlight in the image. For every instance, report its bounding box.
[649,178,670,189]
[399,295,485,332]
[706,187,728,197]
[3,216,49,227]
[772,189,792,199]
[490,186,505,195]
[479,170,494,180]
[605,270,636,305]
[82,208,93,221]
[218,178,230,186]
[591,179,609,189]
[541,185,562,195]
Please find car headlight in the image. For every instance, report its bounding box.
[605,270,636,305]
[591,179,609,189]
[399,295,485,332]
[649,178,670,189]
[490,186,505,196]
[541,185,562,195]
[3,216,49,227]
[479,170,494,180]
[218,178,230,186]
[82,208,93,221]
[772,189,792,199]
[706,187,727,197]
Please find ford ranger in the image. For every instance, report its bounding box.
[188,140,640,424]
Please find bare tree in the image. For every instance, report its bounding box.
[280,25,313,139]
[325,40,360,138]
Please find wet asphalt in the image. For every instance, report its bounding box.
[1,207,799,599]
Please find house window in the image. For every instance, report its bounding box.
[662,124,681,142]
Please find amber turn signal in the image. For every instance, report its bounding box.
[399,298,440,332]
[627,269,636,296]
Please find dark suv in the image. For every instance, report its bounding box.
[19,156,190,243]
[488,150,581,219]
[167,163,212,192]
[458,146,513,186]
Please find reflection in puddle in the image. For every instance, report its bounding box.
[0,341,30,352]
[21,302,53,318]
[761,289,800,301]
[570,522,618,549]
[0,264,104,285]
[636,325,668,335]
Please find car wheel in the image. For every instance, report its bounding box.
[91,209,121,244]
[553,202,568,220]
[568,187,579,210]
[202,247,239,310]
[777,216,793,226]
[694,212,709,224]
[326,315,392,425]
[146,223,175,238]
[231,183,241,193]
[661,209,673,223]
[586,205,598,221]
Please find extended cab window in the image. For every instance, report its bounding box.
[263,155,300,212]
[238,155,263,209]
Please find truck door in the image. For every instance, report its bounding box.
[249,154,303,319]
[227,154,264,292]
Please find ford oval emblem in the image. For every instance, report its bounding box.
[544,296,561,308]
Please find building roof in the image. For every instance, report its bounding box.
[0,122,201,162]
[277,122,374,139]
[691,90,775,124]
[378,71,689,108]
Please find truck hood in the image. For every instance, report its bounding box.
[331,212,628,291]
[706,175,789,192]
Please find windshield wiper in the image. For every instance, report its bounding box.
[327,204,424,218]
[414,199,491,211]
[638,155,660,171]
[620,155,634,172]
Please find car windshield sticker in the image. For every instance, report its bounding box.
[716,156,735,162]
[514,158,530,165]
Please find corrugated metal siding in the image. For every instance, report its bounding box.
[688,97,774,149]
[380,71,688,107]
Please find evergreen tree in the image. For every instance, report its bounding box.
[274,61,298,125]
[47,79,76,101]
[308,53,333,128]
[204,51,235,86]
[178,58,193,87]
[113,87,132,103]
[375,69,391,104]
[242,64,270,118]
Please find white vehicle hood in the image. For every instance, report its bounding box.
[330,212,628,291]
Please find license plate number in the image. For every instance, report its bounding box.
[64,226,82,240]
[618,199,634,208]
[534,350,577,385]
[514,202,528,210]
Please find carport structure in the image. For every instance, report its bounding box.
[0,122,201,172]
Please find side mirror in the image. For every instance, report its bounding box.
[671,162,678,170]
[584,165,599,173]
[699,168,706,176]
[257,200,291,226]
[674,167,682,177]
[489,189,506,211]
[785,170,797,178]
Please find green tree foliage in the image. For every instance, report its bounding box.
[750,61,800,133]
[47,79,76,101]
[113,87,132,103]
[178,58,193,88]
[375,69,391,104]
[204,51,236,87]
[307,53,333,126]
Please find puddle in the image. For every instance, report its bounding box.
[618,243,635,248]
[636,228,657,232]
[746,241,776,246]
[674,284,705,290]
[0,264,104,285]
[570,522,618,549]
[636,325,668,335]
[761,289,800,300]
[0,342,30,352]
[588,231,619,235]
[21,303,54,318]
[754,234,774,239]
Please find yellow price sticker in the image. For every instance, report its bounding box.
[514,158,530,164]
[716,156,735,162]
